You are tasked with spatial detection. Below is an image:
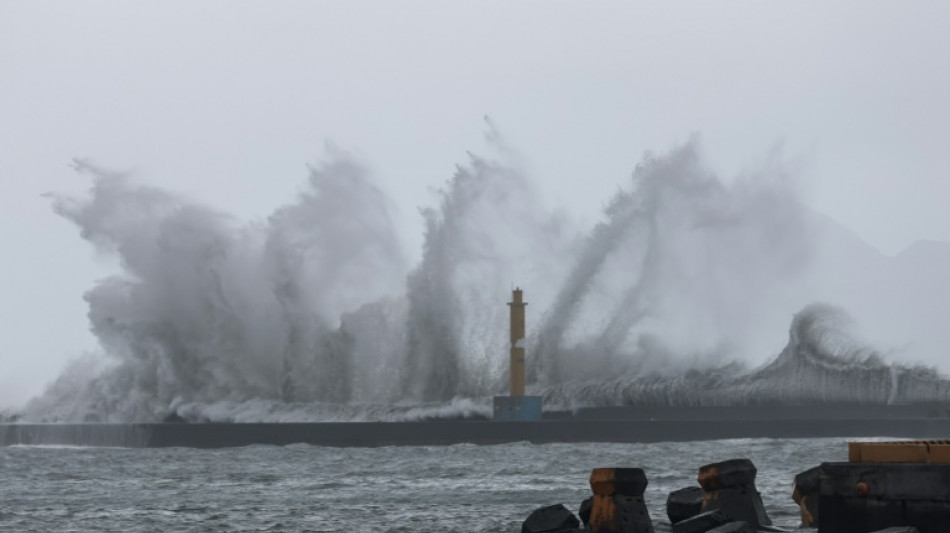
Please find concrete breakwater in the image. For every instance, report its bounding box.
[524,456,947,533]
[5,417,950,448]
[523,460,778,533]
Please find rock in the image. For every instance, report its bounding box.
[671,509,730,533]
[522,503,580,533]
[667,486,704,524]
[579,497,592,526]
[706,521,755,533]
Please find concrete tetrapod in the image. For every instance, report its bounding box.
[818,462,950,533]
[670,509,731,533]
[588,468,654,533]
[705,522,755,533]
[697,459,757,491]
[578,497,593,528]
[791,466,821,527]
[697,459,771,528]
[667,486,704,524]
[521,503,580,533]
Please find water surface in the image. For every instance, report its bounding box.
[1,437,845,532]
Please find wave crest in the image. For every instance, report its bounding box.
[21,139,950,422]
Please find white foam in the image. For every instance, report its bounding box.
[21,140,950,422]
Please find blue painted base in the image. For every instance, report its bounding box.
[493,396,543,421]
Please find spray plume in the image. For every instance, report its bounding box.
[21,138,950,422]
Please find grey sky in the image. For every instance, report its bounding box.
[1,1,949,408]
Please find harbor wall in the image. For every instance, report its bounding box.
[4,417,950,448]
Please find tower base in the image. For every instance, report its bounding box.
[493,396,543,421]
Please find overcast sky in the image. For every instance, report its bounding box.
[2,1,949,409]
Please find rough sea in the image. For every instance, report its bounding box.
[0,437,845,532]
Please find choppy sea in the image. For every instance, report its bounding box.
[0,437,847,532]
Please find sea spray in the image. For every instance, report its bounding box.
[22,139,950,422]
[32,155,408,421]
[541,303,950,409]
[405,151,571,401]
[264,155,407,402]
[534,141,815,386]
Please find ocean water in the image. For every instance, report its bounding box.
[0,437,846,532]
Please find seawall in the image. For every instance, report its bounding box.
[4,417,950,448]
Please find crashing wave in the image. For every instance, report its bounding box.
[19,136,950,422]
[540,303,950,409]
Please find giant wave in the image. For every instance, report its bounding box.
[19,135,950,422]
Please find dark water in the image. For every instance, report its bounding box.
[0,437,845,532]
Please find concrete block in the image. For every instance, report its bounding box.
[848,440,950,464]
[590,468,649,496]
[848,441,861,462]
[671,509,730,533]
[589,494,654,533]
[792,466,821,527]
[818,495,906,533]
[927,443,950,463]
[494,396,543,421]
[793,465,822,495]
[860,442,929,463]
[819,462,950,500]
[697,459,757,491]
[792,491,818,528]
[902,500,950,529]
[579,497,592,527]
[615,494,654,533]
[701,486,771,527]
[667,486,704,524]
[706,521,754,533]
[522,503,580,533]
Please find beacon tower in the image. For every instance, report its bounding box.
[509,287,526,396]
[493,287,543,421]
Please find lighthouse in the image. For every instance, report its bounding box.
[509,287,527,396]
[493,287,543,421]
